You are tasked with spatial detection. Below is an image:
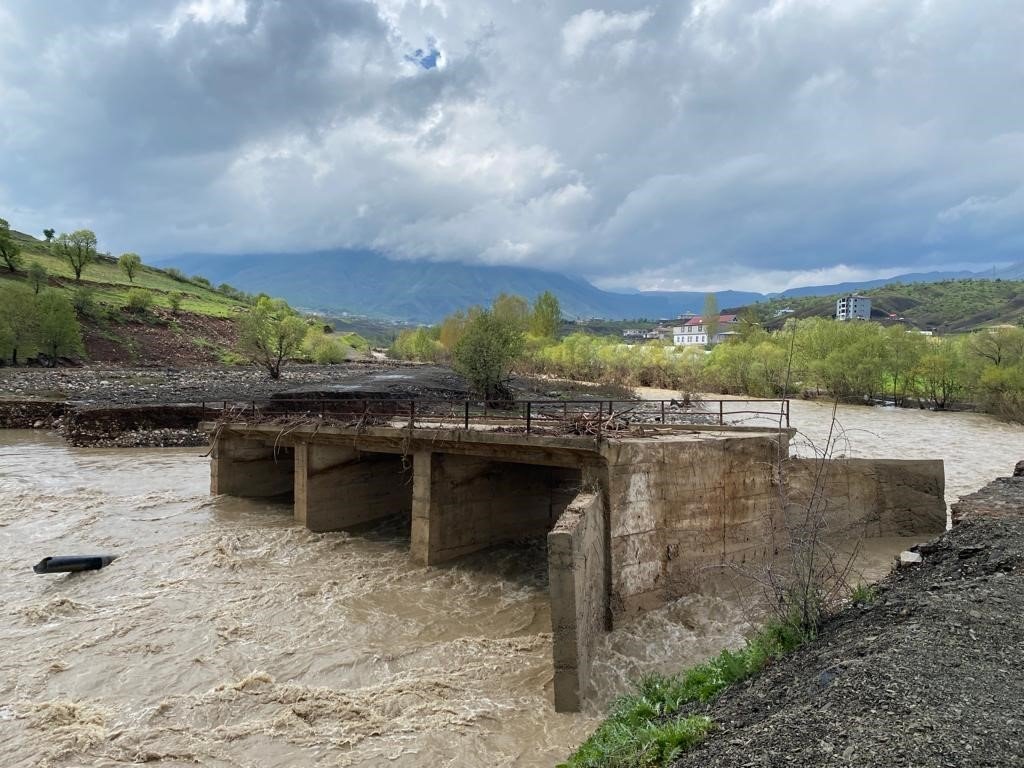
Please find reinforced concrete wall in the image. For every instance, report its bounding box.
[548,490,609,712]
[294,444,411,531]
[211,435,294,498]
[601,435,786,619]
[601,438,947,621]
[411,451,581,565]
[784,458,946,536]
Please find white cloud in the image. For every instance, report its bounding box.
[561,8,653,60]
[0,0,1022,292]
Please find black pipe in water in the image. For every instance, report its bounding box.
[33,555,117,574]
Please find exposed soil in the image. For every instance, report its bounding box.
[81,309,240,365]
[671,473,1024,768]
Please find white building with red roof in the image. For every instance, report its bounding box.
[672,314,739,346]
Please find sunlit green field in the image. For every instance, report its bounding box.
[1,230,247,317]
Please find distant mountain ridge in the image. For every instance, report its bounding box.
[156,249,1024,322]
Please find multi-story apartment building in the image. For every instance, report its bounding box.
[835,294,872,321]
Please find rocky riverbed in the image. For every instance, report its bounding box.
[667,466,1024,768]
[0,362,401,406]
[0,363,467,446]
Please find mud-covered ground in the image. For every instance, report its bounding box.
[671,473,1024,768]
[0,362,399,405]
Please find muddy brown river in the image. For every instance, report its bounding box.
[2,403,1022,767]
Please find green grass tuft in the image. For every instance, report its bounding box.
[562,617,809,768]
[849,583,878,604]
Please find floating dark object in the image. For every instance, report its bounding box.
[33,555,117,574]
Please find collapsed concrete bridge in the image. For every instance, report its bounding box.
[203,401,946,712]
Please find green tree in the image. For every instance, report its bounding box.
[391,326,443,361]
[0,284,38,364]
[43,228,55,243]
[125,288,154,312]
[71,286,105,321]
[491,292,530,331]
[0,218,23,273]
[916,338,968,409]
[35,290,84,364]
[968,326,1024,368]
[439,309,472,354]
[27,262,48,294]
[452,310,525,401]
[529,291,561,339]
[702,294,720,346]
[301,326,351,364]
[168,291,184,313]
[882,326,927,405]
[118,252,142,283]
[53,229,98,281]
[237,297,307,379]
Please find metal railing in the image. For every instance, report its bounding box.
[200,397,790,434]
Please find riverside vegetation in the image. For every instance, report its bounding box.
[391,291,1024,422]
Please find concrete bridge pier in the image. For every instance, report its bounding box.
[294,443,411,531]
[210,434,294,497]
[411,450,581,565]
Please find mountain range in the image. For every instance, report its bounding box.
[157,249,1024,323]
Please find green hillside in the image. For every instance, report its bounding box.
[746,279,1024,333]
[2,229,248,317]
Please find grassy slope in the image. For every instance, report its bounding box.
[1,230,251,364]
[3,230,245,317]
[746,279,1024,333]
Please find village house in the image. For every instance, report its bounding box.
[672,314,739,346]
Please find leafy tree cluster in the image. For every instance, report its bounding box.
[389,291,562,398]
[0,283,84,365]
[525,316,1024,419]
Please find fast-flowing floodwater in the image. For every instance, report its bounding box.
[2,402,1022,767]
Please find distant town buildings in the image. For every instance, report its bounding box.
[835,294,872,321]
[672,314,739,346]
[622,326,672,341]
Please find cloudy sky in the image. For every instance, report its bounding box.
[1,0,1022,292]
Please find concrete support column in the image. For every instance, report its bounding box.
[548,490,609,712]
[294,443,411,532]
[411,451,582,566]
[210,434,294,497]
[411,451,440,565]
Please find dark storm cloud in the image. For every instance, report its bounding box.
[1,0,1022,290]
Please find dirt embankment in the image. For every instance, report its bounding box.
[80,309,240,366]
[670,469,1024,768]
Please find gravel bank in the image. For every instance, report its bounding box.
[0,362,401,406]
[669,470,1024,768]
[0,363,411,446]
